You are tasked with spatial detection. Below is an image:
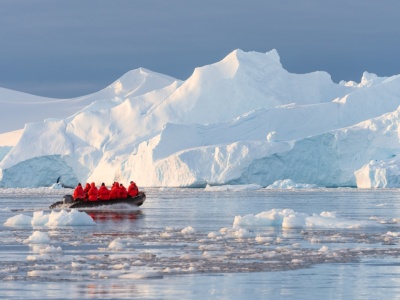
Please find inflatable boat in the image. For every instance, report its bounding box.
[49,192,146,209]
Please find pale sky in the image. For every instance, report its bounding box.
[0,0,399,98]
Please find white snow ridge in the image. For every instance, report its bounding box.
[1,49,400,188]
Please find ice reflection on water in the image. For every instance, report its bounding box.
[2,188,400,299]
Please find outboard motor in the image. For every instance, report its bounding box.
[63,194,74,204]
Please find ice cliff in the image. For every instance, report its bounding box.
[1,49,400,188]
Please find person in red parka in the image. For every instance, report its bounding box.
[88,182,98,201]
[83,183,91,200]
[73,183,84,201]
[120,184,128,198]
[98,182,110,200]
[109,182,121,199]
[127,181,139,197]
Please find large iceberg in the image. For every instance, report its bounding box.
[1,49,400,188]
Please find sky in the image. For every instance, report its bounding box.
[0,0,400,99]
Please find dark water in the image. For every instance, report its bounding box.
[1,187,400,299]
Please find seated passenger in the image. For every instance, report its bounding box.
[83,183,91,200]
[109,182,121,199]
[88,182,99,201]
[120,183,128,198]
[73,183,84,201]
[98,182,110,200]
[127,181,139,197]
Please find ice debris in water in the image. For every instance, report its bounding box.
[108,237,141,250]
[3,214,32,227]
[3,209,95,227]
[3,207,400,281]
[233,208,382,229]
[40,246,62,253]
[49,182,63,189]
[205,184,262,191]
[265,179,318,189]
[181,226,196,235]
[23,231,50,244]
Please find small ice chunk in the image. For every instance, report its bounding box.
[119,272,163,279]
[181,226,196,235]
[319,245,329,252]
[40,246,62,254]
[4,214,33,227]
[24,231,50,244]
[108,238,126,250]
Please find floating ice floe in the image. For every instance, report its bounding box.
[3,209,95,227]
[204,184,263,191]
[181,226,196,235]
[40,245,62,253]
[233,208,382,229]
[108,237,141,250]
[23,231,50,244]
[3,214,32,226]
[265,179,318,189]
[49,182,63,189]
[108,238,126,250]
[119,271,164,279]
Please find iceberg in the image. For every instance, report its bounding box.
[1,49,400,188]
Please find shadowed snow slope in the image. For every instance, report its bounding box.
[1,49,400,188]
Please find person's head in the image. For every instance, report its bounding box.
[130,181,133,184]
[101,182,105,186]
[121,184,124,187]
[78,183,81,186]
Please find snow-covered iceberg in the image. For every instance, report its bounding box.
[1,49,400,188]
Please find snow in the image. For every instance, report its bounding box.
[0,129,23,147]
[2,49,400,188]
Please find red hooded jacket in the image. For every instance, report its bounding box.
[127,181,139,197]
[83,183,91,199]
[73,184,84,200]
[109,182,121,199]
[88,182,98,201]
[98,184,110,200]
[120,184,128,198]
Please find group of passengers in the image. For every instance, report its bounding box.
[73,181,139,201]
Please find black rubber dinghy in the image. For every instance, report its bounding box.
[49,192,146,209]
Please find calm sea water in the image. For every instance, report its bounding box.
[1,187,400,299]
